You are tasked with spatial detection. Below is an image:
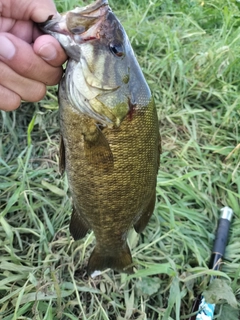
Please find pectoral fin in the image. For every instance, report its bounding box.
[83,124,114,171]
[59,135,65,175]
[69,205,90,240]
[134,190,156,234]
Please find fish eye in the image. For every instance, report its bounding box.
[70,26,85,34]
[109,43,125,57]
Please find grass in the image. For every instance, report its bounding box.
[0,0,240,319]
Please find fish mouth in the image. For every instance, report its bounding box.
[39,0,109,43]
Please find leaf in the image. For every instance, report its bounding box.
[41,180,66,196]
[127,263,176,280]
[135,277,161,296]
[217,303,240,320]
[12,290,74,305]
[0,186,22,218]
[27,114,36,147]
[203,279,238,308]
[0,261,34,273]
[0,216,13,240]
[163,277,181,320]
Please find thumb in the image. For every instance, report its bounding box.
[34,35,67,67]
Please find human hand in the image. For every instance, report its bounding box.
[0,0,67,111]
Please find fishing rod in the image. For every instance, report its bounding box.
[189,206,233,320]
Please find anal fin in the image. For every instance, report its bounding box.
[69,205,90,240]
[87,244,134,276]
[134,190,156,234]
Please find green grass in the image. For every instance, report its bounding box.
[0,0,240,319]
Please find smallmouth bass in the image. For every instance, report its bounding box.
[40,0,161,276]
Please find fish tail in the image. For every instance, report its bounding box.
[87,244,134,276]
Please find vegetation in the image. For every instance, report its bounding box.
[0,0,239,319]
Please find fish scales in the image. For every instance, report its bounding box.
[40,0,161,275]
[60,91,159,243]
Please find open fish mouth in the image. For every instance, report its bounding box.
[40,0,110,43]
[39,0,151,127]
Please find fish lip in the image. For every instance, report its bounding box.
[73,0,109,16]
[40,0,110,42]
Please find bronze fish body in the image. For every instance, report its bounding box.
[40,0,161,275]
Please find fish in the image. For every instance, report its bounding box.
[40,0,161,276]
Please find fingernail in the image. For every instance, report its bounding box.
[0,36,16,59]
[38,43,57,61]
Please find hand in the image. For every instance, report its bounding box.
[0,0,67,111]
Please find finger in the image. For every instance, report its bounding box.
[29,0,57,23]
[0,62,46,102]
[33,35,67,67]
[1,0,57,23]
[0,33,63,85]
[0,85,21,111]
[0,17,41,42]
[8,20,34,42]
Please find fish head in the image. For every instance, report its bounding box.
[40,0,151,127]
